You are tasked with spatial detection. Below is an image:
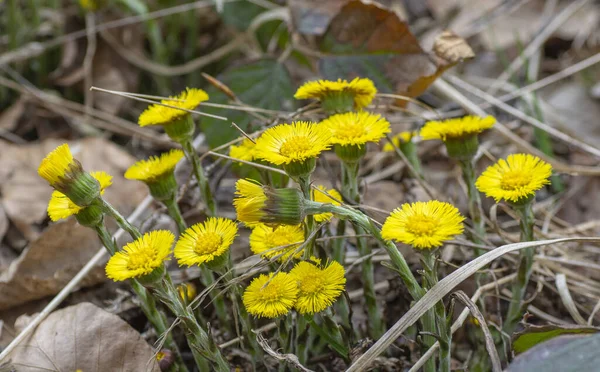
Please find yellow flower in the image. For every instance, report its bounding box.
[290,260,346,315]
[250,224,304,261]
[229,138,256,162]
[320,111,390,146]
[381,200,465,249]
[420,115,495,141]
[47,171,112,221]
[38,143,76,187]
[124,149,184,183]
[138,88,209,127]
[383,131,417,152]
[475,154,552,203]
[174,218,238,266]
[311,186,342,223]
[177,282,197,302]
[233,179,268,226]
[254,121,331,166]
[243,272,298,318]
[105,230,173,281]
[294,78,377,109]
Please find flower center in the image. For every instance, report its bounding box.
[336,123,366,140]
[298,272,325,294]
[126,250,157,271]
[259,281,286,301]
[500,171,533,190]
[194,232,223,255]
[406,215,439,236]
[280,136,312,157]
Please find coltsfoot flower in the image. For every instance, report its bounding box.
[105,230,173,282]
[38,143,100,206]
[229,138,256,163]
[420,115,496,141]
[243,272,298,318]
[233,179,304,226]
[254,122,331,177]
[294,78,377,112]
[47,171,112,221]
[475,153,552,204]
[311,186,342,223]
[174,217,237,268]
[383,131,417,152]
[124,149,184,200]
[250,224,305,261]
[289,260,346,315]
[138,88,208,127]
[382,201,465,249]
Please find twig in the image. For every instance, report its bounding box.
[254,330,314,372]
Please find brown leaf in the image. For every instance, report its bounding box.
[432,30,475,67]
[289,0,350,35]
[8,302,160,371]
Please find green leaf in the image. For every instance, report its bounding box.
[221,0,266,30]
[512,324,600,354]
[509,333,600,372]
[199,59,295,148]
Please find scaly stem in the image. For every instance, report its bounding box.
[182,139,216,217]
[298,175,315,259]
[93,223,188,372]
[277,317,294,372]
[152,273,229,372]
[503,203,535,335]
[163,194,186,234]
[333,220,351,330]
[98,199,141,240]
[458,158,486,253]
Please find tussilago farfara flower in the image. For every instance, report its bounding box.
[311,186,342,223]
[174,217,237,268]
[124,149,184,200]
[476,154,552,204]
[105,230,173,282]
[420,115,496,141]
[229,138,256,163]
[382,201,465,249]
[47,171,112,221]
[38,143,101,207]
[383,131,417,152]
[250,224,304,261]
[233,179,304,226]
[243,272,298,318]
[138,88,208,127]
[177,282,197,303]
[290,260,346,315]
[294,78,377,112]
[254,121,331,177]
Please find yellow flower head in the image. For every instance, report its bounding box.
[233,179,268,226]
[381,200,465,249]
[311,186,342,223]
[254,121,331,166]
[320,111,390,146]
[290,260,346,315]
[243,272,298,318]
[124,149,184,183]
[475,154,552,203]
[229,138,256,163]
[294,78,377,109]
[383,131,417,152]
[174,218,238,266]
[38,143,77,187]
[105,230,173,281]
[250,224,304,261]
[420,115,495,141]
[177,282,197,302]
[47,171,112,221]
[138,88,209,127]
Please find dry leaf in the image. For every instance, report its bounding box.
[8,302,160,371]
[0,204,7,243]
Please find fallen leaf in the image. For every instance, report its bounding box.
[512,324,600,354]
[8,302,160,371]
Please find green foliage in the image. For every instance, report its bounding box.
[512,324,600,354]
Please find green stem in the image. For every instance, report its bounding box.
[163,194,186,234]
[401,141,423,178]
[98,198,141,240]
[182,140,217,217]
[200,267,232,334]
[295,315,310,364]
[308,313,349,360]
[458,158,486,253]
[298,175,315,259]
[152,273,229,372]
[277,317,293,372]
[503,203,535,335]
[333,220,351,330]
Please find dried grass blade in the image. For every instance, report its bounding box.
[556,273,587,325]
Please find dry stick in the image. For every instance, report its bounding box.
[432,79,600,176]
[0,135,207,362]
[347,237,600,372]
[447,75,600,159]
[487,0,590,95]
[408,274,516,372]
